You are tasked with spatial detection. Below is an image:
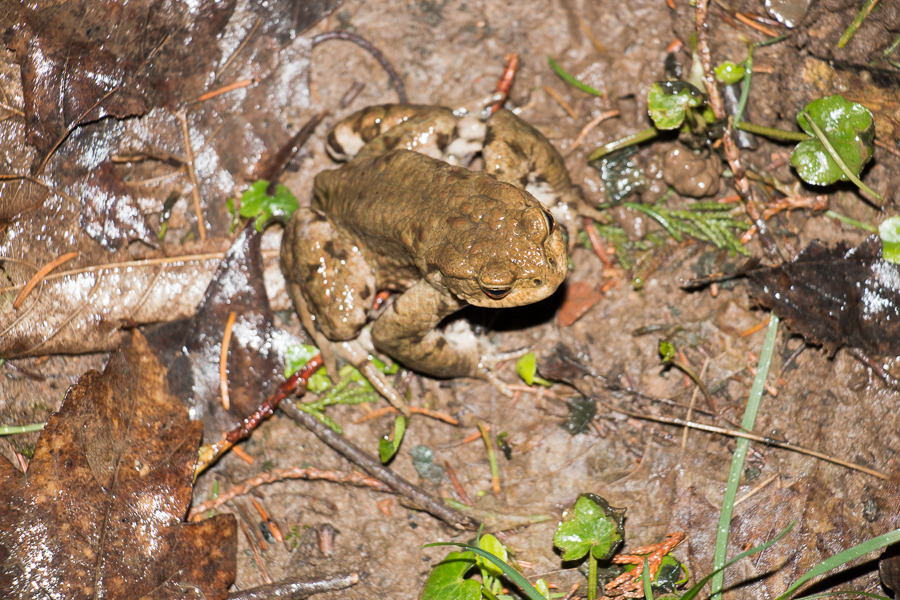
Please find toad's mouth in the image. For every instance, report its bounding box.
[480,285,512,299]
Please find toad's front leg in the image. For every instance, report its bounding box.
[370,280,478,379]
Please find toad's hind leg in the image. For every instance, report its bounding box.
[370,280,477,379]
[281,208,374,341]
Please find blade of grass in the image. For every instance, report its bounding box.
[588,128,658,161]
[0,423,45,435]
[679,522,795,600]
[478,421,501,495]
[642,557,652,600]
[423,542,546,600]
[547,56,604,97]
[775,527,900,600]
[734,121,810,142]
[823,210,878,233]
[710,314,780,600]
[800,111,883,203]
[838,0,880,48]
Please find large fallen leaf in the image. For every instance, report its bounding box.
[0,235,290,358]
[5,0,237,157]
[0,331,237,598]
[748,236,900,355]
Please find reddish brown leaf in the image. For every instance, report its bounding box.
[557,280,604,327]
[0,331,236,599]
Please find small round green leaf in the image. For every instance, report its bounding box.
[790,95,875,186]
[659,340,676,363]
[879,216,900,264]
[553,494,625,561]
[714,61,745,85]
[420,551,481,600]
[648,81,705,130]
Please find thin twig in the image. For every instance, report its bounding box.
[176,110,207,241]
[189,467,391,520]
[193,79,254,104]
[312,31,407,102]
[352,405,459,425]
[599,400,888,479]
[695,0,782,261]
[542,86,577,119]
[568,110,620,153]
[226,573,360,600]
[216,17,262,81]
[733,473,779,506]
[280,400,477,529]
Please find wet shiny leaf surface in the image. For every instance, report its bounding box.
[0,332,236,599]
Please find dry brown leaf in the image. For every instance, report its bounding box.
[0,237,289,359]
[0,331,237,598]
[557,280,605,327]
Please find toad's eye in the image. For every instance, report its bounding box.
[542,209,555,234]
[481,286,511,299]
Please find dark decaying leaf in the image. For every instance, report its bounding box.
[5,0,237,157]
[0,176,49,221]
[162,223,307,435]
[0,331,237,599]
[748,237,900,356]
[78,161,155,249]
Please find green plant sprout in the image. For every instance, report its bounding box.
[516,353,553,387]
[553,494,625,600]
[227,179,299,232]
[379,414,406,463]
[285,344,388,435]
[621,201,750,256]
[735,95,880,201]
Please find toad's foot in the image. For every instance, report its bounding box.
[334,334,410,417]
[476,347,531,398]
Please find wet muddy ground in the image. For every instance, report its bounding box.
[2,0,900,598]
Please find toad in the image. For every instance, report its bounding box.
[281,104,579,400]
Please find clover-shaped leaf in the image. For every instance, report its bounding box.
[420,551,481,600]
[648,81,705,130]
[790,95,874,186]
[553,494,625,561]
[232,180,300,231]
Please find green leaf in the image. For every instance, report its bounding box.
[516,353,553,387]
[237,180,300,231]
[714,61,746,85]
[791,95,875,186]
[422,543,546,600]
[369,355,399,374]
[379,415,407,463]
[477,534,509,580]
[534,579,551,600]
[647,81,705,130]
[420,551,481,600]
[880,217,900,264]
[284,344,320,378]
[306,369,332,393]
[553,494,625,562]
[658,340,676,364]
